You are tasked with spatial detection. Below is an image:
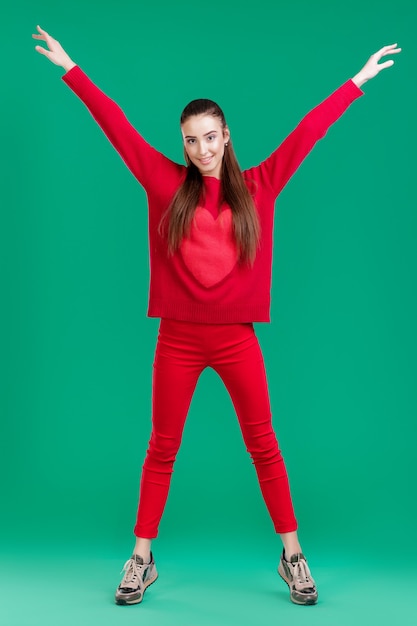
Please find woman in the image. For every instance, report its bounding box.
[33,25,400,606]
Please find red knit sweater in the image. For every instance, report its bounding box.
[62,67,363,323]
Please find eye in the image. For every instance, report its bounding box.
[186,138,196,145]
[207,135,216,141]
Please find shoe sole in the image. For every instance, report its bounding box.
[278,564,318,606]
[115,572,159,606]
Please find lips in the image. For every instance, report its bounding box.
[199,156,213,165]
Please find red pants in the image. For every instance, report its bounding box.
[134,319,297,538]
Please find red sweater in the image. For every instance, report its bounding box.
[62,67,363,323]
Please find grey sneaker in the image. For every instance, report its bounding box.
[278,550,318,605]
[115,553,158,605]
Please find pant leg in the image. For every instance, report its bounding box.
[134,320,205,538]
[210,323,298,534]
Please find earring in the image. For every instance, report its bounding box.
[225,142,229,147]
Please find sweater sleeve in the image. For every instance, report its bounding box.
[61,66,184,192]
[252,79,364,199]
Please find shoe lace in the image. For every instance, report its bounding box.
[120,558,144,587]
[292,558,314,589]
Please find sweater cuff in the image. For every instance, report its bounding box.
[346,77,365,98]
[61,65,85,89]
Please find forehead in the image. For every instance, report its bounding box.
[181,114,223,137]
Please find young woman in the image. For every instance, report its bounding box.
[33,25,400,606]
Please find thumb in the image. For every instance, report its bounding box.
[379,60,395,70]
[35,45,54,62]
[35,45,48,55]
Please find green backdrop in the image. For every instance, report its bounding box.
[1,1,416,624]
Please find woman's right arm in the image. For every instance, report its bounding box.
[32,26,183,190]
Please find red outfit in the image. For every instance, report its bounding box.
[62,67,363,537]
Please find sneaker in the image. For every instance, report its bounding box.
[115,553,158,605]
[278,550,318,605]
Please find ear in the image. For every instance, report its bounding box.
[223,126,230,145]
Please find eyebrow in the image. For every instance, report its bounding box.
[184,130,218,139]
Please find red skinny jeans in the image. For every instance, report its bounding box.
[134,319,297,538]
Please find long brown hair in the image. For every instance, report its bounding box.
[159,99,260,265]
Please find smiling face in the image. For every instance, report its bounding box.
[181,114,230,179]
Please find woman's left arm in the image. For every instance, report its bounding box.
[254,44,401,199]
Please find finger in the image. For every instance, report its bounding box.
[380,44,402,57]
[379,43,398,52]
[378,60,395,70]
[374,43,398,56]
[32,34,45,40]
[374,47,401,62]
[382,47,402,55]
[36,25,54,45]
[34,45,50,58]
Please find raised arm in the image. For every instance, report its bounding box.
[253,44,401,199]
[32,25,184,191]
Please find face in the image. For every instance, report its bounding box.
[181,114,230,179]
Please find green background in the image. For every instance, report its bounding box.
[1,0,416,624]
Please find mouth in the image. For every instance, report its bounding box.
[199,156,213,165]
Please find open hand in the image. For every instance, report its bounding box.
[32,25,76,72]
[353,44,401,87]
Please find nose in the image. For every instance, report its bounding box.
[198,141,209,157]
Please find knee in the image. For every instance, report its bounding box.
[144,431,182,468]
[246,431,284,467]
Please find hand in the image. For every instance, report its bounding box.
[352,44,401,88]
[32,25,76,72]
